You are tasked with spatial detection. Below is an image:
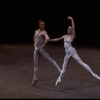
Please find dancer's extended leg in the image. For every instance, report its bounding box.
[40,48,61,73]
[72,51,100,80]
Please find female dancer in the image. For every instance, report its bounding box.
[32,19,61,86]
[51,16,100,86]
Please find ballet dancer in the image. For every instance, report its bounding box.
[51,16,100,86]
[32,19,61,86]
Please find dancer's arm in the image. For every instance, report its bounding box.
[41,33,50,47]
[51,36,64,42]
[68,16,76,38]
[33,31,37,48]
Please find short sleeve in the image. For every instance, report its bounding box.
[34,30,38,37]
[42,30,47,35]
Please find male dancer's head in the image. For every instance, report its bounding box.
[38,19,45,30]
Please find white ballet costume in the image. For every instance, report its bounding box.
[55,36,100,86]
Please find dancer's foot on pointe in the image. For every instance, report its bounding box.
[55,77,61,86]
[93,73,100,80]
[32,78,38,86]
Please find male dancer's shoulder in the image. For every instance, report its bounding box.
[42,30,47,35]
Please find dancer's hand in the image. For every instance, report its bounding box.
[67,16,73,20]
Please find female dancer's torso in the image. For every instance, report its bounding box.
[64,35,76,58]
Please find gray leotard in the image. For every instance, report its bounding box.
[64,36,76,58]
[35,30,47,47]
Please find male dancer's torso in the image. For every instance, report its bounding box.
[35,30,47,47]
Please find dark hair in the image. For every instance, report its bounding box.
[38,19,45,26]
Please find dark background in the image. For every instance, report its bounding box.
[0,0,100,46]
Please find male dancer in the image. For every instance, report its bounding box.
[32,19,61,85]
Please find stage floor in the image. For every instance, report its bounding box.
[0,43,100,99]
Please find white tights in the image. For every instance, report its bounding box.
[55,50,100,86]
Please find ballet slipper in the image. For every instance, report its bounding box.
[32,78,38,86]
[55,77,61,86]
[93,73,100,80]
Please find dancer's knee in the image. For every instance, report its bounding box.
[49,58,56,64]
[79,61,87,67]
[76,59,84,65]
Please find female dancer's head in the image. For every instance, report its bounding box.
[67,26,73,35]
[38,19,45,30]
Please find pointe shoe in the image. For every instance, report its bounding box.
[93,73,100,80]
[32,78,38,86]
[55,77,61,86]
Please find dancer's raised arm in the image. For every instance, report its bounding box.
[67,16,76,38]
